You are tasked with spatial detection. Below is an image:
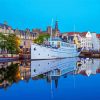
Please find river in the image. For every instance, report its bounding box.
[0,58,100,100]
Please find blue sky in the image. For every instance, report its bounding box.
[0,0,100,33]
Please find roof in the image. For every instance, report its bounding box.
[80,32,87,37]
[67,32,80,36]
[96,34,100,38]
[0,23,11,29]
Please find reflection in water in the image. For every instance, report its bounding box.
[76,58,100,76]
[0,60,31,89]
[0,62,20,89]
[0,58,100,90]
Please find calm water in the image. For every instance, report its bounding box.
[0,58,100,100]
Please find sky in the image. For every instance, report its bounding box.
[0,0,100,33]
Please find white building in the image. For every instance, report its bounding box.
[80,31,100,50]
[80,31,92,50]
[92,33,100,51]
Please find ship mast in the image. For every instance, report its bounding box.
[50,19,53,41]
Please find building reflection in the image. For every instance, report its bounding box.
[0,58,100,89]
[19,60,31,81]
[76,58,100,76]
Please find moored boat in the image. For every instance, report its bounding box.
[31,37,80,60]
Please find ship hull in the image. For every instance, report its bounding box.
[31,44,79,60]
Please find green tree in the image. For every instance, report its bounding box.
[34,33,50,44]
[0,33,20,55]
[6,34,20,54]
[0,33,7,53]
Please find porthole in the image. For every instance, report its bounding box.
[34,69,36,72]
[34,47,36,51]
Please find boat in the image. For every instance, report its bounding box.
[31,21,80,60]
[31,37,80,60]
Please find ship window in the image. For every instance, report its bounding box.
[52,42,54,46]
[34,69,36,72]
[34,47,36,51]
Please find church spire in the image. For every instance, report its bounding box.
[55,20,59,31]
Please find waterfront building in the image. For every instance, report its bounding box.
[54,20,61,37]
[0,23,14,35]
[80,31,93,50]
[79,32,100,50]
[96,34,100,50]
[32,28,42,39]
[62,32,81,48]
[14,29,35,53]
[92,33,100,51]
[47,26,52,34]
[62,31,100,50]
[46,21,61,37]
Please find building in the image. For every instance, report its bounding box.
[14,29,35,53]
[96,34,100,50]
[32,28,42,39]
[0,23,14,35]
[46,20,61,37]
[62,31,99,50]
[80,31,93,50]
[79,32,100,50]
[54,20,61,37]
[92,33,100,51]
[62,32,81,48]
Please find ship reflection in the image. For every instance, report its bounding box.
[0,58,100,89]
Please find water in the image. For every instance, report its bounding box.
[0,58,100,100]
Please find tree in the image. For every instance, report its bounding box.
[6,34,20,54]
[33,33,50,44]
[0,33,20,55]
[0,33,7,53]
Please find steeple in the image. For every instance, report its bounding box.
[55,20,59,31]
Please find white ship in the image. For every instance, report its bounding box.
[31,20,80,60]
[31,37,80,60]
